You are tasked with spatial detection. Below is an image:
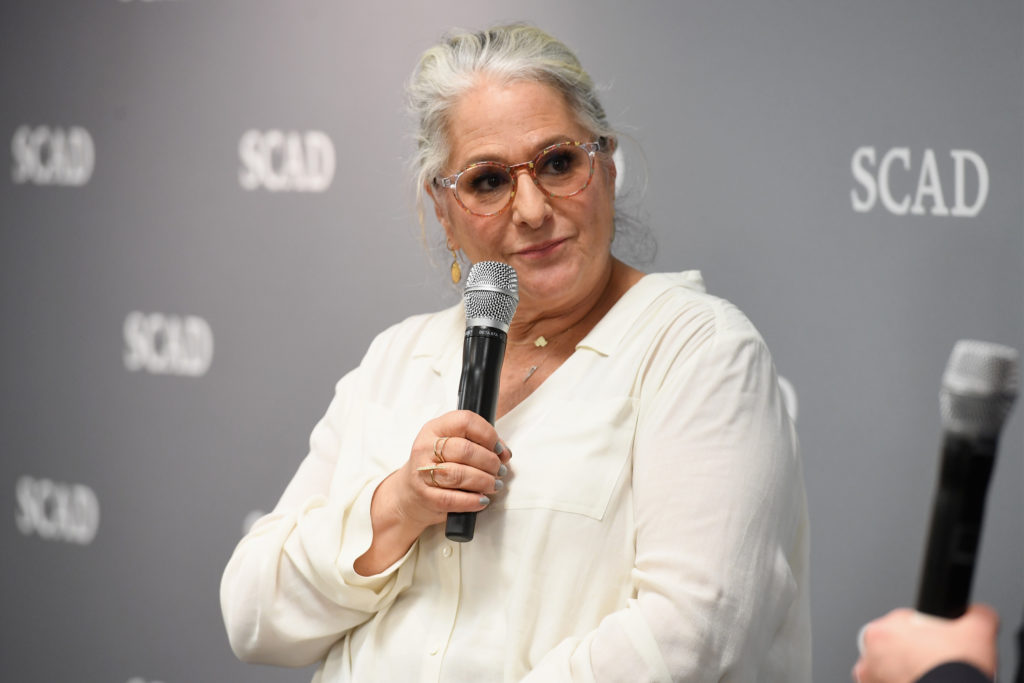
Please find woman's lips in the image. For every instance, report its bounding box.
[515,238,567,258]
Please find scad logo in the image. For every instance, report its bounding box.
[239,129,335,192]
[11,125,95,186]
[15,476,100,545]
[124,312,214,377]
[851,147,988,217]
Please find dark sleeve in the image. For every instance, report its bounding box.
[916,662,993,683]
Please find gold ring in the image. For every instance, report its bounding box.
[416,463,446,487]
[433,436,450,463]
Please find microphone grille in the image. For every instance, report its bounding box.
[463,261,519,331]
[940,339,1019,438]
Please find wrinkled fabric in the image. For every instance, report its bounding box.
[220,271,812,682]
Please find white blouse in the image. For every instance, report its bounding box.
[220,271,812,682]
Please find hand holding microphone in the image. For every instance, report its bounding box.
[446,261,519,542]
[399,411,509,517]
[388,261,519,540]
[854,604,999,683]
[916,340,1018,618]
[354,262,517,575]
[853,340,1018,683]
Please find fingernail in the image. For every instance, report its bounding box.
[494,441,505,455]
[497,464,508,477]
[478,495,491,506]
[493,479,504,491]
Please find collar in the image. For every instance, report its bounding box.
[410,302,464,376]
[576,271,706,356]
[410,271,706,370]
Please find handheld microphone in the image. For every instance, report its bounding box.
[916,340,1018,618]
[446,261,518,543]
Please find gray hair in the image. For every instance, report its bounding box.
[407,24,655,265]
[408,25,614,216]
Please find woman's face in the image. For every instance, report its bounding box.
[430,78,617,319]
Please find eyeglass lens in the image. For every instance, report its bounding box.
[456,143,593,215]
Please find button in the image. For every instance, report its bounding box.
[428,647,439,656]
[441,544,453,558]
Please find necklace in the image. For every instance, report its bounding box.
[523,359,544,383]
[513,322,582,384]
[522,357,546,383]
[509,332,553,348]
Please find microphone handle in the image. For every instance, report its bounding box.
[1016,604,1023,683]
[446,326,507,542]
[916,434,997,618]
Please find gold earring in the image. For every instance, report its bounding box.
[450,248,461,284]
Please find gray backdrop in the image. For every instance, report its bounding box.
[2,1,1021,681]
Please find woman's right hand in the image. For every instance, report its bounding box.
[391,409,511,531]
[354,410,510,575]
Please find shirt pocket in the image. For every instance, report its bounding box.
[494,396,637,520]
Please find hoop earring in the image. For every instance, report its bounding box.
[449,248,462,284]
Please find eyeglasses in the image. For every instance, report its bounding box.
[435,140,602,217]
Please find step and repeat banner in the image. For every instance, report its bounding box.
[2,1,1021,681]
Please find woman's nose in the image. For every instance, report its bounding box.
[510,171,551,228]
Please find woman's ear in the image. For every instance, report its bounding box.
[600,137,618,189]
[604,156,617,200]
[426,182,456,246]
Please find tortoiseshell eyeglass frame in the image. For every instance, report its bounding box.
[434,139,604,217]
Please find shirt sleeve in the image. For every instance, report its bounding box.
[522,299,810,682]
[219,366,417,667]
[916,662,993,683]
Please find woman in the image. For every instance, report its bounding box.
[221,24,811,681]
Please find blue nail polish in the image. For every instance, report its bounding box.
[479,495,491,506]
[493,479,504,491]
[497,464,508,477]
